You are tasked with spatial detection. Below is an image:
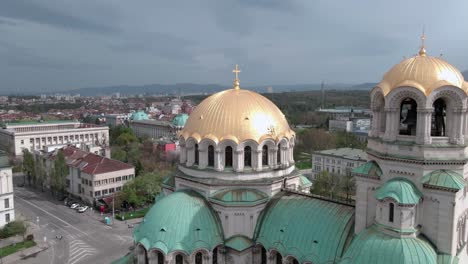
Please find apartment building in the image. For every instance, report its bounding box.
[48,146,134,204]
[311,147,368,179]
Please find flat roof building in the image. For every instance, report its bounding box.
[311,147,367,178]
[0,120,109,156]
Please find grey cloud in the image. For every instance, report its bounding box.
[0,0,119,33]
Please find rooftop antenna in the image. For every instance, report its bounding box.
[321,81,325,109]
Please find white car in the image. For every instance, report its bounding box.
[70,203,80,209]
[78,206,89,213]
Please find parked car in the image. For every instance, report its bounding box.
[78,206,89,213]
[70,203,80,209]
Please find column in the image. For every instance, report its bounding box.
[416,108,432,145]
[288,143,295,164]
[451,108,465,145]
[234,149,242,172]
[254,149,262,171]
[215,149,223,171]
[199,148,208,169]
[269,148,277,169]
[186,146,194,166]
[383,107,398,141]
[369,107,380,137]
[179,144,186,164]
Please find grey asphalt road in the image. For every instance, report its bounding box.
[13,182,134,264]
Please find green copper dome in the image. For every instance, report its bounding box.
[172,113,189,127]
[254,192,354,264]
[131,111,149,121]
[133,190,224,255]
[340,225,437,264]
[375,178,422,205]
[422,170,465,192]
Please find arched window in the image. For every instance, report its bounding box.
[212,247,218,264]
[291,258,299,264]
[158,252,164,264]
[195,252,203,264]
[399,98,417,136]
[262,145,268,166]
[194,144,199,165]
[389,203,394,223]
[176,254,183,264]
[261,247,267,264]
[276,252,282,264]
[225,146,233,168]
[431,98,446,137]
[277,145,281,165]
[208,145,214,167]
[244,146,252,167]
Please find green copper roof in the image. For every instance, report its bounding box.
[340,225,437,264]
[210,188,269,206]
[133,190,224,255]
[352,160,382,178]
[225,235,254,252]
[437,254,459,264]
[421,170,465,191]
[299,175,312,188]
[375,178,422,205]
[131,111,149,121]
[254,192,354,264]
[172,113,189,127]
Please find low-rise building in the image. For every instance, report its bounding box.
[130,113,188,140]
[0,151,14,227]
[0,120,109,156]
[105,114,129,127]
[311,147,368,178]
[48,146,134,204]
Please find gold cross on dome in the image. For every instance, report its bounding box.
[233,64,241,80]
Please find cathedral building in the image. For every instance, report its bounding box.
[132,37,468,263]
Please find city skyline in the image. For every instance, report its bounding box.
[1,0,468,93]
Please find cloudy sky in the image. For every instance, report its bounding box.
[1,0,467,93]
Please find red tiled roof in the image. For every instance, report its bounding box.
[58,146,133,175]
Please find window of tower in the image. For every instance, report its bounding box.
[158,252,164,264]
[176,254,183,264]
[212,247,218,264]
[276,252,282,264]
[399,98,418,136]
[194,144,199,165]
[431,98,446,137]
[277,144,281,165]
[225,146,233,168]
[291,258,299,264]
[244,146,252,167]
[261,246,267,264]
[389,203,395,223]
[208,145,214,167]
[195,252,203,264]
[262,145,268,166]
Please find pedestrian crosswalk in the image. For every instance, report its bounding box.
[68,239,97,264]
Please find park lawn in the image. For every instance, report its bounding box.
[116,208,149,221]
[0,240,36,257]
[295,160,312,169]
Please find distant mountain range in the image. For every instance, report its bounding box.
[49,82,377,97]
[463,71,468,80]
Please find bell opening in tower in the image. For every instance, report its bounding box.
[208,145,215,167]
[244,146,252,167]
[431,98,446,137]
[399,98,417,136]
[225,146,233,168]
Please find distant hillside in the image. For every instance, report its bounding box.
[463,70,468,80]
[51,82,375,96]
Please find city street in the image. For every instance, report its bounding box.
[13,177,134,264]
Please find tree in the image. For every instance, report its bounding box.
[311,171,340,198]
[335,131,366,150]
[35,157,46,192]
[22,149,35,186]
[340,173,356,201]
[51,150,68,197]
[119,171,165,208]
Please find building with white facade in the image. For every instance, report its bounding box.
[130,114,189,140]
[47,146,134,204]
[311,147,367,178]
[0,151,14,227]
[0,120,109,157]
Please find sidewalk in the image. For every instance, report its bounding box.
[1,242,47,264]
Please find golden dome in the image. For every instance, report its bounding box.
[377,54,465,96]
[180,88,294,144]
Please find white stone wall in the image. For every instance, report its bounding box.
[0,166,14,227]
